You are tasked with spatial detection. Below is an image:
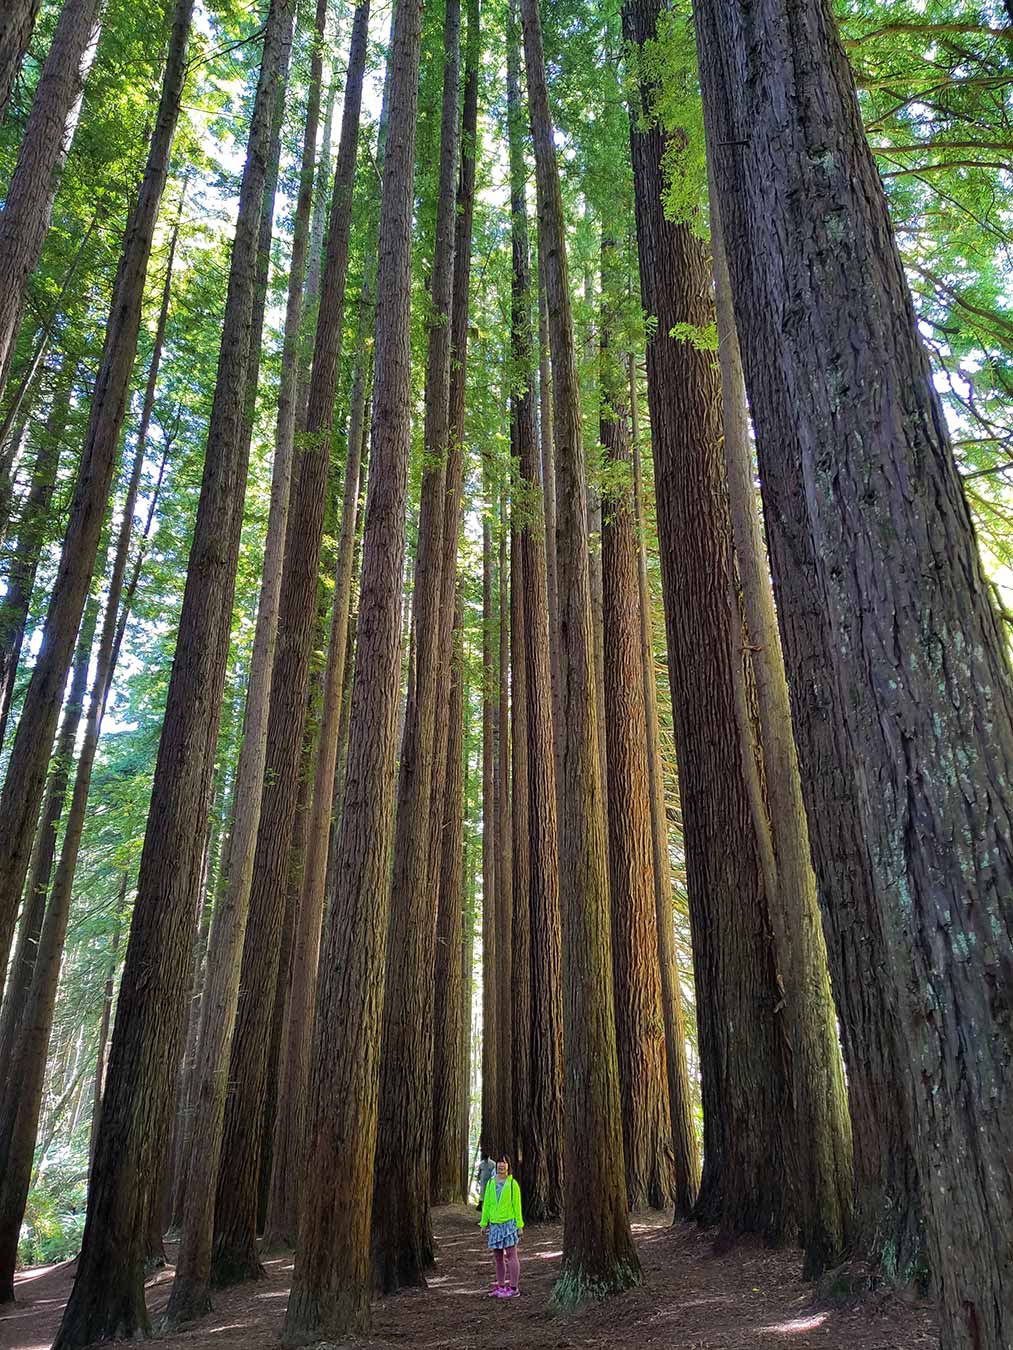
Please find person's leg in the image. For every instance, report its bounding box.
[494,1247,506,1288]
[505,1243,520,1291]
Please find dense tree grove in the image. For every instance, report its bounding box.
[0,0,1011,1347]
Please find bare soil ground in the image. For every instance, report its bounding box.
[2,1204,937,1350]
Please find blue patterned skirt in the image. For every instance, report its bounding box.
[487,1219,520,1250]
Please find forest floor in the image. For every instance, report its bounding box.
[3,1205,937,1350]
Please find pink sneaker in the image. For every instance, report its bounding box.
[498,1287,519,1298]
[487,1284,504,1297]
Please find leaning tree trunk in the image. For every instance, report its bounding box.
[0,220,174,1267]
[695,0,1013,1337]
[708,172,853,1277]
[505,0,563,1219]
[0,385,164,1298]
[629,359,699,1217]
[282,0,423,1340]
[209,0,367,1293]
[371,0,459,1292]
[50,2,295,1343]
[164,0,323,1322]
[520,0,639,1304]
[622,0,792,1243]
[0,212,98,553]
[0,0,190,982]
[88,891,124,1174]
[0,356,76,750]
[599,240,675,1213]
[430,0,480,1205]
[0,593,96,1090]
[0,0,102,394]
[0,0,43,121]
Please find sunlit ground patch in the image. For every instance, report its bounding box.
[759,1313,830,1336]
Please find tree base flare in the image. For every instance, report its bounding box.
[282,1280,371,1347]
[209,1242,265,1290]
[162,1277,213,1330]
[550,1260,642,1311]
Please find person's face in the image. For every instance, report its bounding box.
[496,1159,508,1179]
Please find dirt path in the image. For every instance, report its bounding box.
[2,1205,937,1350]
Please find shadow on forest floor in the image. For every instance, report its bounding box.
[1,1204,937,1350]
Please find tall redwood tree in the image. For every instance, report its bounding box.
[696,0,1013,1336]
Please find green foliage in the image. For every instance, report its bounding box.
[18,1157,88,1268]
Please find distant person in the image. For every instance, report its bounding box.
[479,1155,523,1298]
[475,1153,496,1210]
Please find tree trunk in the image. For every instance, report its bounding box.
[164,1,325,1322]
[536,234,560,743]
[509,522,531,1164]
[0,592,96,1086]
[707,172,854,1276]
[431,587,467,1204]
[494,493,513,1161]
[629,357,699,1218]
[371,0,459,1293]
[505,3,563,1218]
[600,239,675,1214]
[480,499,498,1157]
[696,0,1013,1336]
[208,0,367,1294]
[264,329,369,1251]
[282,0,422,1338]
[622,0,792,1242]
[430,0,480,1206]
[88,893,124,1175]
[0,177,178,1303]
[0,356,76,750]
[0,0,43,121]
[0,210,99,554]
[520,0,639,1303]
[0,0,191,982]
[0,0,102,393]
[162,826,218,1242]
[50,3,295,1342]
[258,787,304,1239]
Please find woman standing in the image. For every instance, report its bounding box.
[479,1155,524,1297]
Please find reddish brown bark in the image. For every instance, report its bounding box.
[623,0,792,1242]
[494,493,513,1160]
[0,0,43,120]
[505,3,563,1218]
[480,501,499,1156]
[430,0,480,1205]
[0,184,178,1299]
[210,0,368,1292]
[0,592,96,1092]
[0,356,76,750]
[282,0,423,1338]
[371,0,460,1292]
[696,0,1013,1333]
[265,302,369,1246]
[521,0,638,1301]
[600,244,675,1213]
[165,1,322,1319]
[50,2,294,1341]
[0,0,189,981]
[629,362,699,1217]
[0,0,101,392]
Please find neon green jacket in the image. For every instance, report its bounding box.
[480,1175,524,1230]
